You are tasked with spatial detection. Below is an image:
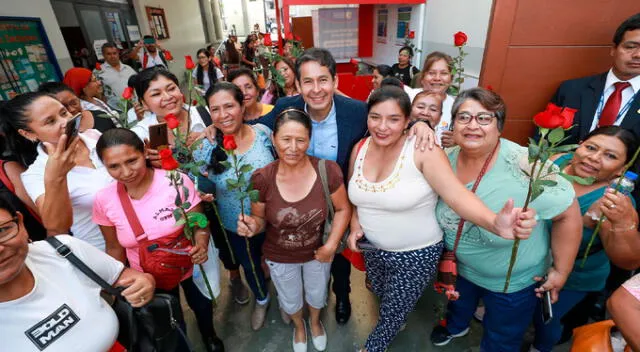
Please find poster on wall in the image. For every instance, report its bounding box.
[0,17,62,101]
[377,9,388,44]
[396,7,412,44]
[312,8,358,60]
[146,7,170,40]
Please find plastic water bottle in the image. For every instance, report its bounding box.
[587,171,637,220]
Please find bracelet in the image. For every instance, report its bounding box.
[610,223,637,232]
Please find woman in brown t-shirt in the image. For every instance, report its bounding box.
[238,109,351,352]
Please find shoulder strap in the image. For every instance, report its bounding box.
[356,138,367,155]
[0,160,15,193]
[318,159,335,220]
[45,236,122,297]
[143,52,149,68]
[196,105,212,126]
[117,182,146,239]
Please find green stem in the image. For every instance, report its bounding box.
[504,134,546,293]
[580,144,640,267]
[211,201,236,265]
[172,174,216,306]
[231,151,265,299]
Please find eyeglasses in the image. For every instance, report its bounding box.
[455,112,495,126]
[0,217,20,244]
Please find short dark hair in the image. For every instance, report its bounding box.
[134,67,179,101]
[205,81,244,107]
[613,13,640,46]
[380,77,403,88]
[368,86,411,118]
[0,190,18,216]
[96,128,147,162]
[38,82,75,96]
[227,68,259,89]
[295,48,336,81]
[583,126,638,164]
[274,108,312,138]
[375,64,393,78]
[101,42,118,54]
[451,87,507,131]
[399,46,414,58]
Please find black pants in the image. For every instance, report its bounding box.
[331,252,351,300]
[158,276,215,349]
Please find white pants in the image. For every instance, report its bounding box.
[266,259,332,315]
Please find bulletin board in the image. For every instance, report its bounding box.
[146,7,170,40]
[0,17,63,101]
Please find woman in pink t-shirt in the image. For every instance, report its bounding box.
[92,128,224,352]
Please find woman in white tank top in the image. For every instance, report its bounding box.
[347,86,537,352]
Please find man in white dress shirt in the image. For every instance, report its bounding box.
[97,42,137,110]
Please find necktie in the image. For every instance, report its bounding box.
[598,81,631,127]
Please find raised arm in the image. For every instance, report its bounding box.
[99,225,127,263]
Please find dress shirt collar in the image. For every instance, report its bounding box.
[605,69,640,95]
[304,98,336,124]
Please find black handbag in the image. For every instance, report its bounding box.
[46,237,192,352]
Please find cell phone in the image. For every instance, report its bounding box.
[148,123,168,150]
[143,37,156,45]
[541,288,553,324]
[357,236,377,251]
[64,113,82,149]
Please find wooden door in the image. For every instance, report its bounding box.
[480,0,640,144]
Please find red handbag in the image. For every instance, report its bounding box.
[434,141,499,301]
[117,183,193,290]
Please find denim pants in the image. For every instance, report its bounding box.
[158,276,215,350]
[532,289,588,352]
[446,275,538,352]
[227,229,268,301]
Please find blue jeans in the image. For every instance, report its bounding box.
[446,275,538,352]
[228,230,268,301]
[532,289,588,352]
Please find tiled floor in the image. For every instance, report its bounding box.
[183,268,573,352]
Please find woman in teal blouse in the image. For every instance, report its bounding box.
[532,126,640,352]
[430,88,582,351]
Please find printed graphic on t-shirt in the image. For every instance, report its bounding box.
[25,304,80,350]
[275,207,323,249]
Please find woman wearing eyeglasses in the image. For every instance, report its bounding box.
[430,88,582,351]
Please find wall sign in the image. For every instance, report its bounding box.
[145,6,170,40]
[396,6,412,44]
[377,8,388,44]
[0,17,62,100]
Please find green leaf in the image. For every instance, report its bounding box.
[182,186,190,201]
[530,184,545,203]
[226,178,238,188]
[175,218,186,226]
[220,161,232,169]
[237,193,247,201]
[237,173,246,188]
[238,164,253,173]
[187,212,209,228]
[538,180,558,187]
[552,144,579,153]
[173,208,183,222]
[181,201,191,210]
[248,189,260,202]
[528,143,540,161]
[547,128,565,144]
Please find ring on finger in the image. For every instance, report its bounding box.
[610,203,616,209]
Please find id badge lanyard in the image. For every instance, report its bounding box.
[595,87,639,125]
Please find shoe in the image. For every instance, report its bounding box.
[205,336,225,352]
[230,277,249,305]
[280,307,291,325]
[293,321,308,352]
[309,319,327,351]
[473,306,485,322]
[251,300,270,330]
[335,297,351,325]
[430,325,469,346]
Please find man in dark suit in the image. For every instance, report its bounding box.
[547,12,640,344]
[257,48,434,326]
[551,13,640,145]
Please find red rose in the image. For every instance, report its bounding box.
[285,31,294,41]
[122,87,134,100]
[486,85,494,91]
[213,56,221,67]
[164,113,180,129]
[185,55,196,70]
[294,35,301,41]
[559,107,577,129]
[454,31,468,47]
[545,102,562,115]
[408,31,415,39]
[163,50,173,61]
[95,62,102,71]
[263,33,272,46]
[222,135,237,150]
[159,150,179,171]
[350,58,359,66]
[192,99,198,106]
